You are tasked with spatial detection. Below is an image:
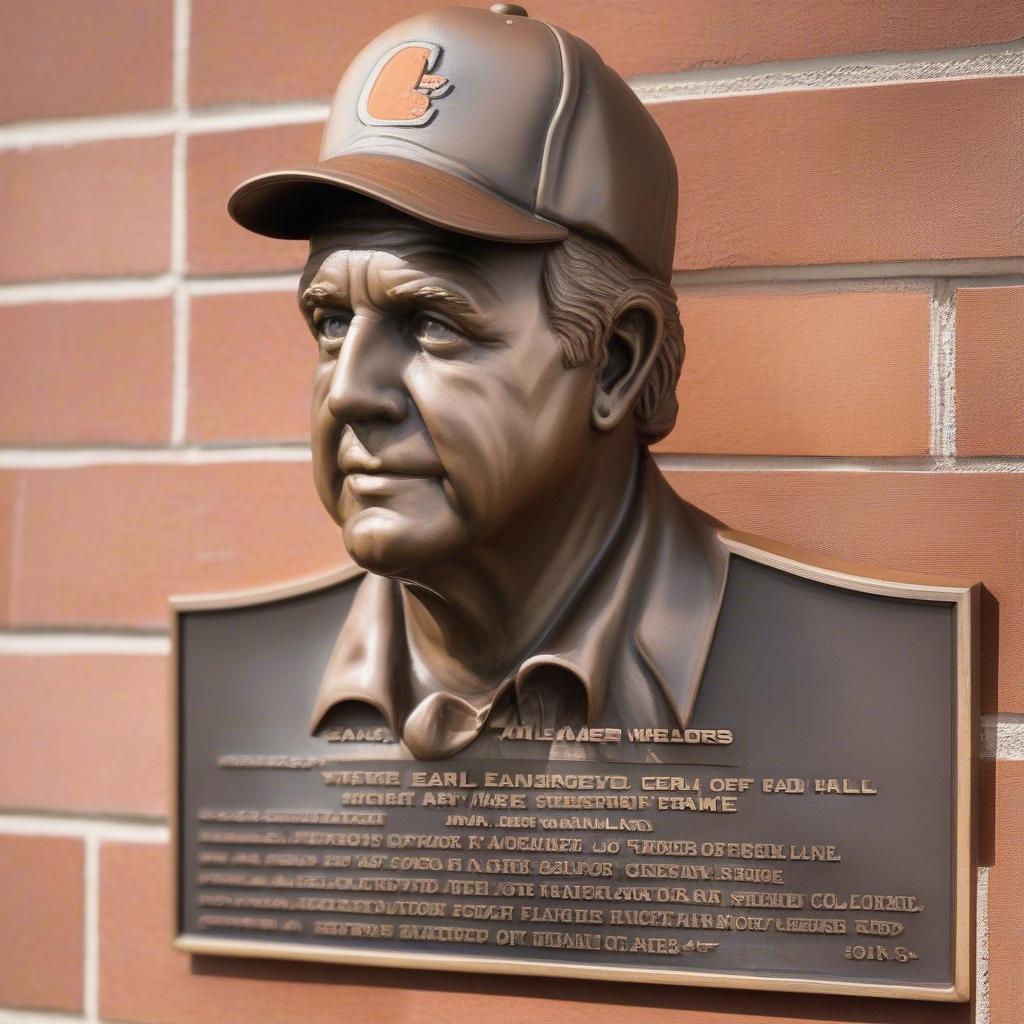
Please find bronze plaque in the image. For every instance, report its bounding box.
[183,1,977,1003]
[174,540,975,1001]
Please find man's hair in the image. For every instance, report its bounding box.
[541,232,684,445]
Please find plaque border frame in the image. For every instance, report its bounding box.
[170,533,978,1002]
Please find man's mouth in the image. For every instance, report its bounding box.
[344,471,441,497]
[336,429,444,482]
[339,455,442,477]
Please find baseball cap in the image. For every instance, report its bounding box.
[228,4,678,281]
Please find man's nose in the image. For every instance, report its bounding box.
[326,316,407,422]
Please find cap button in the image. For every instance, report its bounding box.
[490,4,529,15]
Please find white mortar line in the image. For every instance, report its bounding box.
[186,272,301,296]
[929,280,958,460]
[653,454,1024,474]
[0,271,303,306]
[0,1010,90,1024]
[0,633,169,655]
[952,276,1024,290]
[0,102,329,152]
[975,866,990,1024]
[0,275,175,305]
[169,0,192,447]
[0,815,169,843]
[631,36,1024,89]
[673,259,1024,287]
[0,445,311,468]
[0,111,176,149]
[982,715,1024,760]
[633,38,1024,103]
[185,100,330,135]
[171,288,190,444]
[675,275,933,297]
[82,835,99,1022]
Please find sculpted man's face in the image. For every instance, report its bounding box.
[300,213,598,577]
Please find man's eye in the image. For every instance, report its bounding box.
[413,314,465,353]
[316,314,351,351]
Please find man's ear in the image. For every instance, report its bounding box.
[592,296,665,432]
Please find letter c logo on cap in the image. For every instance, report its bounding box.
[358,42,451,128]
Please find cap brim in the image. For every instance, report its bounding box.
[228,152,567,246]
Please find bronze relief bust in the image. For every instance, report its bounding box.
[174,3,974,996]
[229,4,733,759]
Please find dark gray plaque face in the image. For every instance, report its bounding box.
[174,552,973,1001]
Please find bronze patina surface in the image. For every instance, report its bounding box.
[174,2,977,1001]
[175,545,974,999]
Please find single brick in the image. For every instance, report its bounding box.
[655,76,1024,270]
[188,291,312,443]
[0,0,172,121]
[0,835,84,1012]
[0,299,173,445]
[0,137,173,283]
[0,654,168,816]
[658,289,930,456]
[955,286,1024,457]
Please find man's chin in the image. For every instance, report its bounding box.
[342,507,459,577]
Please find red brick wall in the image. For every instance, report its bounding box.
[1,2,1022,1022]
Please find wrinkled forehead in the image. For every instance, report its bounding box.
[310,218,448,259]
[308,209,471,273]
[301,207,545,295]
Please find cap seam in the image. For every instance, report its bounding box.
[534,21,573,214]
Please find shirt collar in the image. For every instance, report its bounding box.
[310,456,728,758]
